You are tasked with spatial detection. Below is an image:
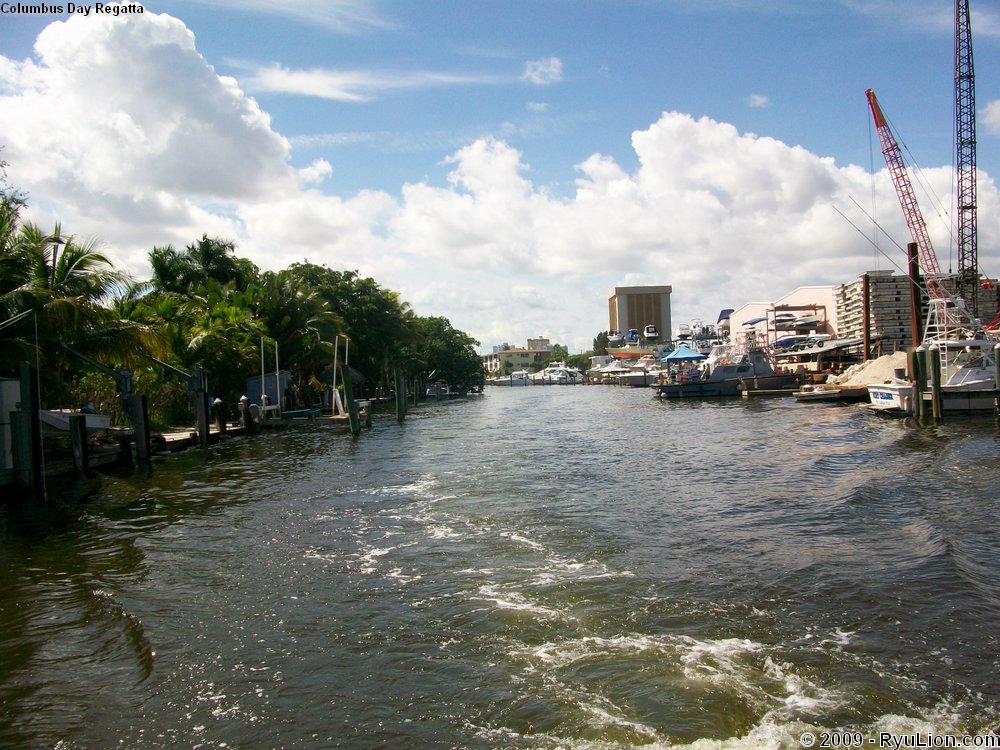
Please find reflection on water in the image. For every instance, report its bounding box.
[1,387,998,748]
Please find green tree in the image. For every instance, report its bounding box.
[413,316,483,392]
[592,331,609,356]
[545,344,569,365]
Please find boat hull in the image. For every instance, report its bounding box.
[868,381,999,415]
[656,373,797,398]
[39,410,111,432]
[866,382,914,413]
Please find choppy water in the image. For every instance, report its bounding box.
[1,387,998,749]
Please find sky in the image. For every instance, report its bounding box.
[2,0,1000,354]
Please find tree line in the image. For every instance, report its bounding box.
[0,165,483,428]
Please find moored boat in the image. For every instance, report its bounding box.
[487,370,529,386]
[866,299,999,415]
[655,348,798,398]
[39,409,112,432]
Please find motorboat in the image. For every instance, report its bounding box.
[643,324,660,340]
[793,314,823,330]
[774,312,797,330]
[868,337,998,413]
[426,381,451,398]
[866,379,915,413]
[607,330,625,347]
[655,348,799,398]
[595,359,634,383]
[867,298,999,414]
[487,370,529,386]
[614,355,665,387]
[793,383,870,403]
[39,409,111,432]
[529,362,585,385]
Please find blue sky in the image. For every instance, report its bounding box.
[3,1,1000,352]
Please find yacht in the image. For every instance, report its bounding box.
[655,348,798,398]
[487,370,529,386]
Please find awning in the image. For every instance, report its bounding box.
[660,345,707,362]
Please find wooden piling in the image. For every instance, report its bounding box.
[911,346,925,421]
[11,362,44,500]
[130,395,152,461]
[927,345,943,421]
[68,414,89,475]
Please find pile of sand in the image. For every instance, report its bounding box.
[828,351,908,387]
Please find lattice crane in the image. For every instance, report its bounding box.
[865,88,948,301]
[955,0,979,314]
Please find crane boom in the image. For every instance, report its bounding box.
[865,88,948,300]
[955,0,978,313]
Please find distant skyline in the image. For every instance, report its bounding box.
[3,1,1000,352]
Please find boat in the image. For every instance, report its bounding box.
[866,299,999,414]
[39,409,111,433]
[866,379,915,413]
[655,348,799,398]
[426,381,451,398]
[643,324,660,340]
[529,362,586,385]
[771,337,865,374]
[793,314,823,330]
[793,383,870,403]
[607,330,625,347]
[594,359,634,383]
[605,342,671,360]
[774,312,797,330]
[487,370,529,386]
[867,337,998,413]
[613,355,666,387]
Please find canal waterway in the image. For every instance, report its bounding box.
[1,387,998,748]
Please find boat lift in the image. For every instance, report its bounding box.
[59,342,153,460]
[148,356,210,448]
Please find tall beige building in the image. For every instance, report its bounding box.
[608,285,672,341]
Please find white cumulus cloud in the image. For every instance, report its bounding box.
[1,10,997,353]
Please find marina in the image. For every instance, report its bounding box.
[1,387,997,749]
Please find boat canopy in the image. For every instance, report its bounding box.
[660,345,707,362]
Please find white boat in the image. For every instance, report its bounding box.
[426,381,451,398]
[867,379,916,413]
[643,324,660,340]
[794,383,869,403]
[487,370,529,386]
[607,330,625,347]
[529,362,586,385]
[39,409,111,432]
[867,299,999,414]
[613,355,666,387]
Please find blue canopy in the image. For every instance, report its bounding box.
[660,345,707,362]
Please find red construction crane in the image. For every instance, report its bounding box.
[865,88,948,301]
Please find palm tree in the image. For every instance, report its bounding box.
[253,270,342,398]
[1,222,150,404]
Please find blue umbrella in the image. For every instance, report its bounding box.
[660,345,707,362]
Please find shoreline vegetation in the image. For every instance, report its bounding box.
[1,164,486,431]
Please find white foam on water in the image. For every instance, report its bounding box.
[577,699,660,740]
[474,583,570,620]
[500,530,547,551]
